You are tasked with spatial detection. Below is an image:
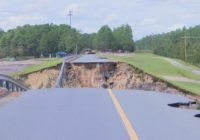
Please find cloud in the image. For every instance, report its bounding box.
[103,14,117,24]
[141,17,158,26]
[8,15,44,24]
[167,23,185,32]
[0,0,8,7]
[1,0,200,39]
[182,13,200,20]
[0,15,45,29]
[62,3,86,16]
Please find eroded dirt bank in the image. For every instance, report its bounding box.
[20,67,59,89]
[63,62,187,95]
[20,62,197,100]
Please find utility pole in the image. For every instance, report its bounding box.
[68,11,72,27]
[184,32,187,62]
[151,33,154,47]
[76,44,78,55]
[67,10,77,55]
[181,34,200,62]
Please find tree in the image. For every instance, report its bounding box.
[0,24,136,58]
[94,25,114,52]
[136,25,200,65]
[0,28,4,38]
[113,25,135,52]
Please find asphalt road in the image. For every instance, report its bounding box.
[0,88,129,140]
[0,88,199,140]
[72,54,114,63]
[114,90,200,140]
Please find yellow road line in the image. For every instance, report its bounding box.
[107,89,139,140]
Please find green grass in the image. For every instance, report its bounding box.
[104,53,200,96]
[12,58,63,76]
[197,101,200,110]
[170,81,200,95]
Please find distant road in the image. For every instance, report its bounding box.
[163,57,200,76]
[0,59,41,75]
[71,54,114,63]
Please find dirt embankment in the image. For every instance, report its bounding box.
[20,67,59,89]
[19,62,198,100]
[63,63,116,88]
[63,62,185,95]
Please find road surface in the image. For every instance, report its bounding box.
[0,88,199,140]
[72,54,113,63]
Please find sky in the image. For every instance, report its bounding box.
[0,0,200,40]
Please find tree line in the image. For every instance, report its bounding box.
[0,24,135,58]
[135,25,200,65]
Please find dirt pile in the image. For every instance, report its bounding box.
[63,62,183,95]
[21,68,59,89]
[63,63,116,88]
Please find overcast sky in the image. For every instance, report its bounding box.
[0,0,200,39]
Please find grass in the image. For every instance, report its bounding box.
[104,53,200,96]
[197,101,200,110]
[170,81,200,95]
[12,58,63,76]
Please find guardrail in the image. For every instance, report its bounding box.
[0,74,29,92]
[55,55,81,88]
[55,57,67,88]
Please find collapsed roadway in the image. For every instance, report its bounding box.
[0,55,199,140]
